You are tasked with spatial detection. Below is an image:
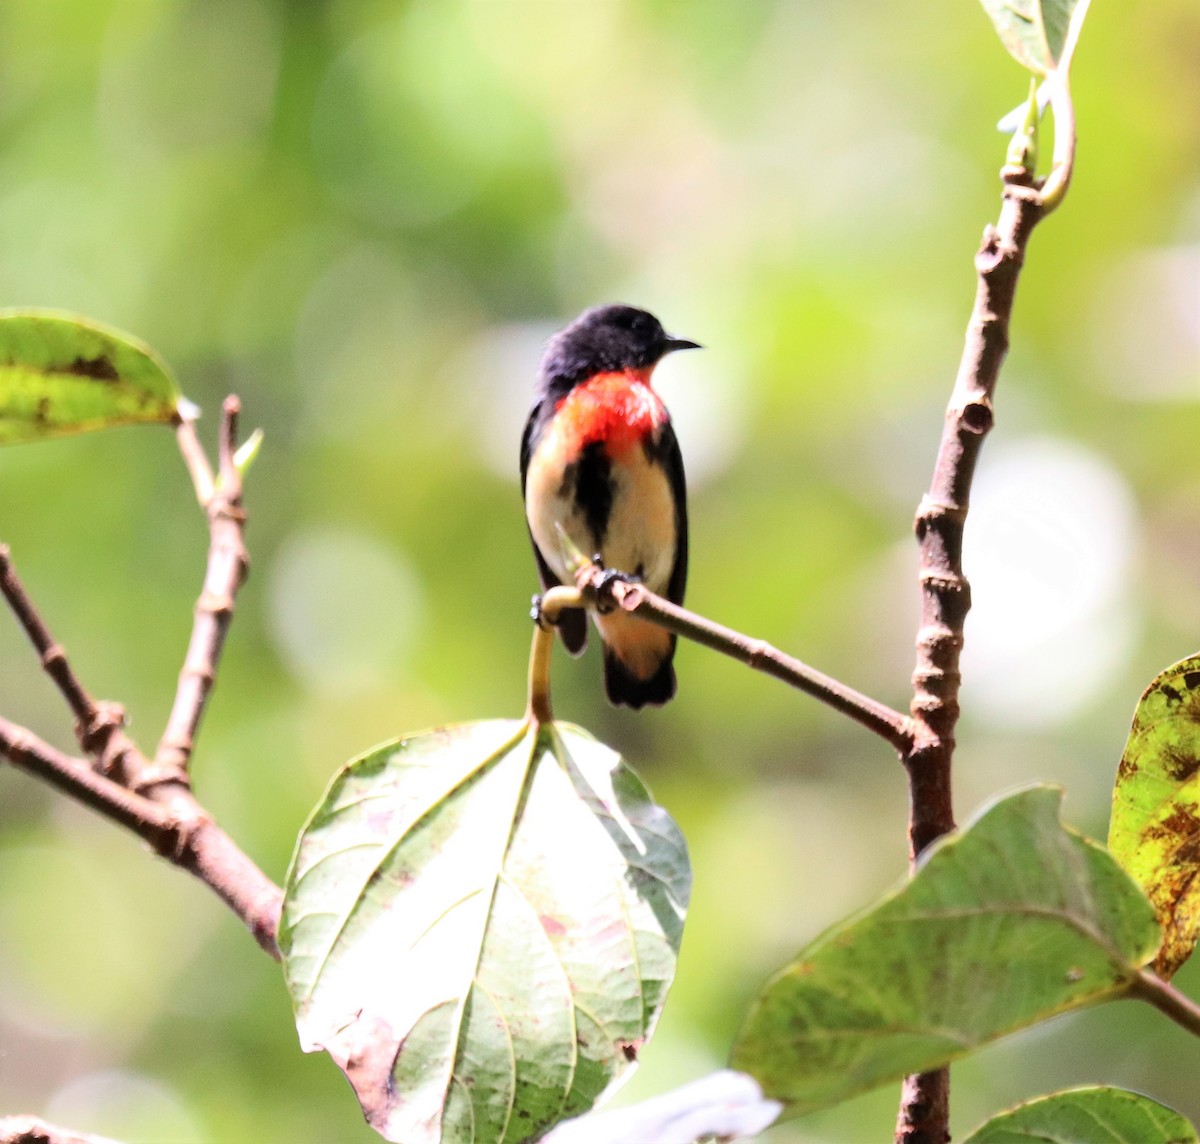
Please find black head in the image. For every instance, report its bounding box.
[540,304,700,388]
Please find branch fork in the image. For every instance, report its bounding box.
[0,397,282,956]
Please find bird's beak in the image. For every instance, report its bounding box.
[662,335,702,354]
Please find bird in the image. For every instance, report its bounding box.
[520,303,698,708]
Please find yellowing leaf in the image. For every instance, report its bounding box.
[0,310,179,444]
[1110,655,1200,978]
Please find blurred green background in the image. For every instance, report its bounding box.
[0,1,1197,1141]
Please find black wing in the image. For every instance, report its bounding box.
[657,418,688,607]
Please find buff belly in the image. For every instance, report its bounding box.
[525,431,676,680]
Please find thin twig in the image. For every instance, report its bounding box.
[0,545,136,776]
[573,567,914,751]
[1128,968,1200,1038]
[155,397,250,777]
[896,163,1049,1144]
[175,413,215,506]
[0,545,105,739]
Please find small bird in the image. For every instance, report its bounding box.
[520,304,698,708]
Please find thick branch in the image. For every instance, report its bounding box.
[0,713,281,957]
[572,567,913,751]
[907,171,1042,854]
[896,169,1047,1144]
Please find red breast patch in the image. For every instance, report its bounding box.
[554,370,667,456]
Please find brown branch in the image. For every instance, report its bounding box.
[0,716,171,837]
[155,397,250,777]
[576,567,914,752]
[896,167,1048,1144]
[0,714,281,955]
[0,544,125,762]
[175,410,215,505]
[0,399,282,957]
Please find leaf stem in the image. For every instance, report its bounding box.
[1128,968,1200,1038]
[527,585,583,726]
[1038,73,1077,213]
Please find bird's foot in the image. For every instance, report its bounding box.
[595,568,638,612]
[530,593,556,631]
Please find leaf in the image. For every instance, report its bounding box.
[279,719,690,1144]
[542,1070,781,1144]
[961,1086,1198,1144]
[977,0,1087,77]
[0,309,179,444]
[730,786,1160,1115]
[1109,655,1200,978]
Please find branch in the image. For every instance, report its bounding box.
[0,401,283,956]
[0,713,281,955]
[568,566,913,752]
[0,716,171,839]
[897,162,1051,1143]
[0,544,127,766]
[1129,968,1200,1039]
[155,397,250,778]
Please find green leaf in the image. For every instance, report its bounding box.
[232,426,264,475]
[977,0,1086,77]
[1110,655,1200,978]
[961,1086,1198,1143]
[1004,79,1041,172]
[731,786,1160,1115]
[0,309,180,444]
[279,719,690,1144]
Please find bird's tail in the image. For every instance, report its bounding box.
[603,643,677,708]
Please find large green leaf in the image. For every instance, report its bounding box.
[0,309,179,444]
[279,719,690,1144]
[977,0,1086,77]
[1110,655,1200,978]
[961,1086,1197,1144]
[731,786,1160,1114]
